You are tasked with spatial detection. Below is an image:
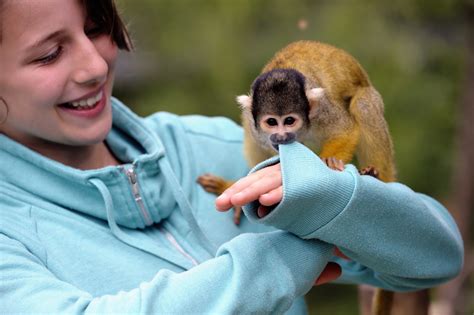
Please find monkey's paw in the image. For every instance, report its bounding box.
[360,166,379,179]
[322,157,345,172]
[197,173,229,195]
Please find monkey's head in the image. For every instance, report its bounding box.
[237,69,323,152]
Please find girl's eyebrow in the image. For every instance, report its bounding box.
[25,30,65,51]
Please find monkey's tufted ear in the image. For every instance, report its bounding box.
[236,95,252,109]
[306,88,324,102]
[306,88,325,119]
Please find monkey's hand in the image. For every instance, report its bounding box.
[321,157,345,172]
[359,166,379,179]
[215,163,283,219]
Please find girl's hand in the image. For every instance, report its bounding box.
[215,163,350,286]
[215,163,282,216]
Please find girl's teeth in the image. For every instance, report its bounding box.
[70,91,103,108]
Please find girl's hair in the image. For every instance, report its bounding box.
[81,0,133,51]
[0,0,133,50]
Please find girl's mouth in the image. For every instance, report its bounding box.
[58,89,107,119]
[59,90,103,110]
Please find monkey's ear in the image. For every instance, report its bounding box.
[236,95,252,109]
[306,88,325,119]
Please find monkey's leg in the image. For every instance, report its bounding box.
[319,134,359,164]
[196,174,243,225]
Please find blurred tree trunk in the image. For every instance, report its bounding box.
[431,2,474,315]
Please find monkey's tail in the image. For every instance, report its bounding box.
[372,289,394,315]
[349,86,397,182]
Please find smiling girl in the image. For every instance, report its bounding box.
[0,0,463,314]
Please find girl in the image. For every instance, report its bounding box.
[0,0,463,313]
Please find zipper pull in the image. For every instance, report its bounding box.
[126,167,140,197]
[122,165,153,225]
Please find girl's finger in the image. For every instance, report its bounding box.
[314,262,341,285]
[229,172,281,206]
[216,164,281,211]
[223,163,281,196]
[259,186,283,206]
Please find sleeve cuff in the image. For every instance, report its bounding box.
[242,142,357,238]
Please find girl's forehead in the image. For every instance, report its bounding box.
[2,0,85,47]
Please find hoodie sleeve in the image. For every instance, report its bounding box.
[0,231,333,314]
[242,142,464,292]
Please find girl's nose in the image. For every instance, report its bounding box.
[72,37,108,86]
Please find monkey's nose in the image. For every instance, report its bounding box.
[270,133,296,146]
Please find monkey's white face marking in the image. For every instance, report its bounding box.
[260,114,303,135]
[258,114,307,150]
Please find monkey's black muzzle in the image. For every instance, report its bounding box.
[270,133,296,150]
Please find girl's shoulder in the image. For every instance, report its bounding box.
[144,111,243,143]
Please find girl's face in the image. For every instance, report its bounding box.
[0,0,118,150]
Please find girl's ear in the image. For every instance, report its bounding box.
[236,95,252,109]
[306,88,325,119]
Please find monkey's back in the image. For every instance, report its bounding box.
[262,41,371,106]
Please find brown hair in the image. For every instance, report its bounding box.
[81,0,133,51]
[0,0,133,50]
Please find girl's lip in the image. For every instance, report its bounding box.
[58,88,107,119]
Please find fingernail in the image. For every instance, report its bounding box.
[216,193,227,201]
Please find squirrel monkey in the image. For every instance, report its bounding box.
[198,40,396,315]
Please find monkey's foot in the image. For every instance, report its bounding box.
[360,166,379,179]
[197,173,230,195]
[322,157,345,172]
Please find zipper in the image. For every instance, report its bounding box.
[121,165,199,266]
[159,226,199,266]
[122,165,153,226]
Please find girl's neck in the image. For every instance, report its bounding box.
[30,140,122,170]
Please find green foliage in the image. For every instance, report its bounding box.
[113,0,465,196]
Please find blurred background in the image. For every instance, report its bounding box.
[114,0,473,314]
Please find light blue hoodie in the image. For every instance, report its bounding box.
[0,98,463,314]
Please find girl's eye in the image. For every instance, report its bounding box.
[34,46,63,65]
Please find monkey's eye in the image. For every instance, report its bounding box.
[284,117,296,125]
[266,118,278,126]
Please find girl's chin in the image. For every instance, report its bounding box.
[62,123,112,147]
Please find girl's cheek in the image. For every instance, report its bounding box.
[95,38,119,69]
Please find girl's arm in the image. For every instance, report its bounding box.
[218,142,464,291]
[0,231,332,314]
